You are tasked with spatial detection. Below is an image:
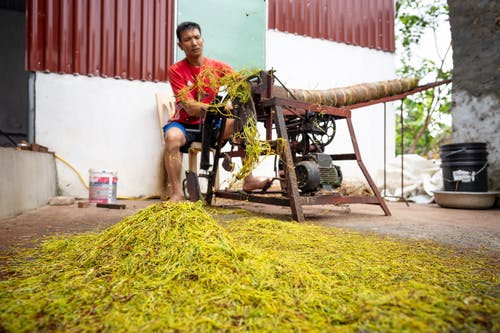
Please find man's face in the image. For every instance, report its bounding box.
[178,28,204,59]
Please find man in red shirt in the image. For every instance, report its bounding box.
[164,21,271,202]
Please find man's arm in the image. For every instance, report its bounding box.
[168,66,209,118]
[181,99,209,117]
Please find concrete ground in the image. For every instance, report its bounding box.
[0,198,498,256]
[227,199,500,253]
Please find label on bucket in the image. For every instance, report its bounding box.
[89,169,118,204]
[452,169,475,183]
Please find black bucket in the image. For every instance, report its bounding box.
[440,142,488,192]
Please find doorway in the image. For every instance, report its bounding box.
[0,3,30,147]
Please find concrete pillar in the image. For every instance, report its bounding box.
[448,0,500,191]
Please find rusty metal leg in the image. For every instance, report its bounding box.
[273,106,304,222]
[345,116,391,216]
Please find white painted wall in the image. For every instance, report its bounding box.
[35,73,172,198]
[264,31,398,182]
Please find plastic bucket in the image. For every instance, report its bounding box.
[89,169,118,203]
[440,142,488,192]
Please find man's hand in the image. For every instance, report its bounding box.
[224,100,233,113]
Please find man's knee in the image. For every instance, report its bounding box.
[165,128,186,151]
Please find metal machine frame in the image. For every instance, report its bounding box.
[195,71,450,222]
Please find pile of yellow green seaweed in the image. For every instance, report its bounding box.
[0,202,498,332]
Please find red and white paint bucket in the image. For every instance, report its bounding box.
[88,169,118,203]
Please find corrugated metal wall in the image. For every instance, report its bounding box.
[268,0,395,52]
[25,0,395,82]
[26,0,175,82]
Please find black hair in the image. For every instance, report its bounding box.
[176,21,201,41]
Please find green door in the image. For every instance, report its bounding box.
[176,0,266,71]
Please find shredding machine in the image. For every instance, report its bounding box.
[184,70,442,221]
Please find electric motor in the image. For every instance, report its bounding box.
[294,153,342,193]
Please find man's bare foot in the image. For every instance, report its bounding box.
[243,175,273,192]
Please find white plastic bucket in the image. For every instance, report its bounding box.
[89,169,118,203]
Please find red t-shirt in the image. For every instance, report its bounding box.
[167,57,233,125]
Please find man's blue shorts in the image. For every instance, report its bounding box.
[163,122,202,153]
